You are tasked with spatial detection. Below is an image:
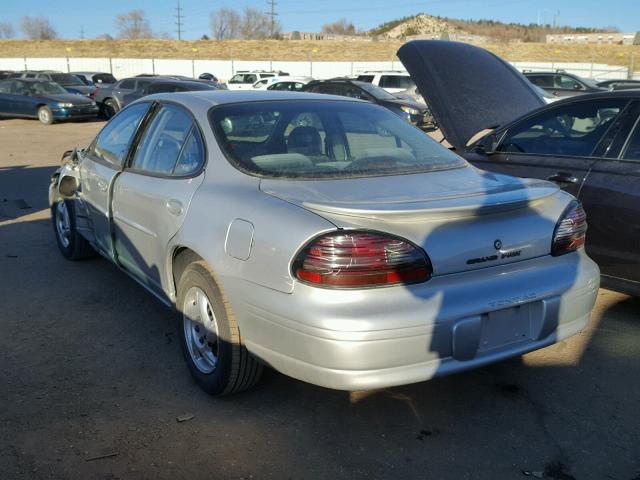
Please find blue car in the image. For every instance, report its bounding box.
[0,79,99,124]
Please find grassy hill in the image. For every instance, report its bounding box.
[0,39,637,67]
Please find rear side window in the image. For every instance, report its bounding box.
[379,75,414,89]
[210,100,465,179]
[498,99,628,157]
[131,104,204,176]
[527,75,553,88]
[91,103,150,167]
[119,79,135,89]
[0,81,11,93]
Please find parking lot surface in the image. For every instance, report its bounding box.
[1,119,639,480]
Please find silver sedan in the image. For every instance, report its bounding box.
[49,90,600,395]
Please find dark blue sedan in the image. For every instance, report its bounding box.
[0,79,99,124]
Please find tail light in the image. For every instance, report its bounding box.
[551,201,587,256]
[293,231,432,288]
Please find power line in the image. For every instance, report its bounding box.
[265,0,278,38]
[175,0,184,40]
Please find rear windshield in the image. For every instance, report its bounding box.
[209,100,465,179]
[93,73,116,84]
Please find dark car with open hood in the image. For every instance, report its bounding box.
[398,40,640,296]
[0,78,99,124]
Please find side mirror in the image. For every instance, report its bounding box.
[472,132,499,155]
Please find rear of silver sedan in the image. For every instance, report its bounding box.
[203,98,600,391]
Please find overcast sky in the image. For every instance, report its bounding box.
[2,0,638,39]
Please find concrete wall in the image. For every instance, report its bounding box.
[0,57,637,81]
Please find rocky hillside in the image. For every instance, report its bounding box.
[370,14,454,39]
[370,13,616,42]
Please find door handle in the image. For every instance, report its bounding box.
[166,199,183,216]
[547,172,578,185]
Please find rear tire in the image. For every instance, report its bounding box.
[51,200,95,260]
[102,99,119,119]
[177,261,263,396]
[38,106,54,125]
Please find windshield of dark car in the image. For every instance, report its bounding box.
[28,81,68,95]
[210,100,465,179]
[50,74,85,86]
[358,82,398,101]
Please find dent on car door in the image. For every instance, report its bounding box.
[79,103,151,257]
[578,103,640,284]
[111,103,206,295]
[469,98,630,198]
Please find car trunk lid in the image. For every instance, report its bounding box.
[397,40,545,151]
[260,168,567,276]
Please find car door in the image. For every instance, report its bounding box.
[111,103,206,295]
[79,103,152,258]
[578,101,640,284]
[10,81,36,116]
[468,97,631,198]
[0,80,17,115]
[111,78,137,107]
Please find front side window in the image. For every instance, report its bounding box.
[91,103,150,167]
[555,75,583,90]
[0,81,12,93]
[131,104,203,175]
[245,74,257,83]
[229,74,245,84]
[621,123,640,161]
[497,99,628,157]
[210,100,465,179]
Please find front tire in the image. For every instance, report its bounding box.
[51,200,95,260]
[177,261,263,395]
[102,99,119,119]
[38,106,54,125]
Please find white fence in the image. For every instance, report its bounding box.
[0,57,638,81]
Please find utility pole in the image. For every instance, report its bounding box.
[175,0,184,40]
[265,0,278,38]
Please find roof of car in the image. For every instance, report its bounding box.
[71,71,112,75]
[357,70,410,75]
[4,78,55,83]
[143,90,363,107]
[306,79,368,86]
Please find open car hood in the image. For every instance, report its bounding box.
[397,40,545,151]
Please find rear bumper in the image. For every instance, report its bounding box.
[228,250,599,390]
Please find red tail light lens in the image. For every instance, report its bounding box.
[552,201,587,256]
[293,231,432,288]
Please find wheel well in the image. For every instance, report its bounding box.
[172,247,203,291]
